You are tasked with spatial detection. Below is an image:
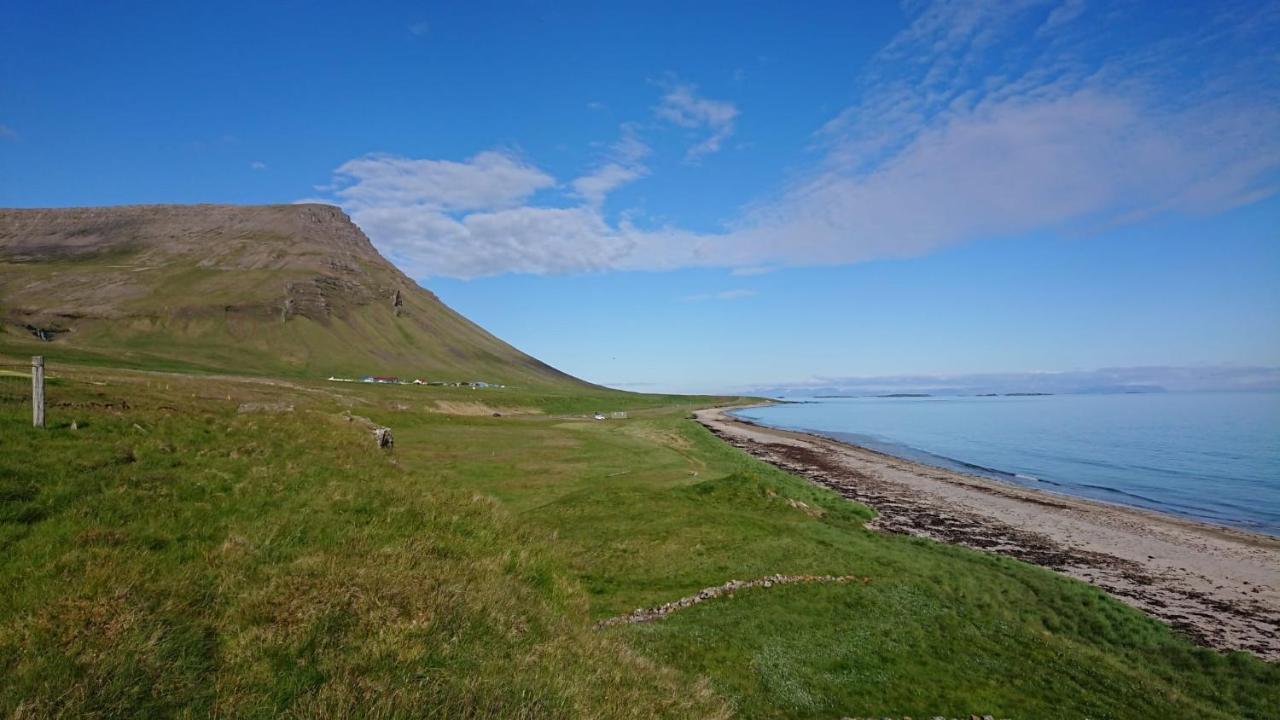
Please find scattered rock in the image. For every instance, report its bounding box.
[840,716,1007,720]
[339,412,394,450]
[595,573,866,628]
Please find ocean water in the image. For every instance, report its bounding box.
[732,393,1280,535]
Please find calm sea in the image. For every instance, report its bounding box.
[732,392,1280,535]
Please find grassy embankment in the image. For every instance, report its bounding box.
[1,359,1277,718]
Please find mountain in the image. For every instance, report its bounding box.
[0,203,584,386]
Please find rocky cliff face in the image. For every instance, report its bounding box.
[1,204,408,327]
[0,204,583,385]
[2,204,372,264]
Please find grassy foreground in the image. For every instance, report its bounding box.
[1,362,1276,718]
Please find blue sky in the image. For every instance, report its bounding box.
[2,0,1278,392]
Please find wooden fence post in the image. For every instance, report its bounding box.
[32,355,44,428]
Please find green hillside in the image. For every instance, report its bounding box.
[2,368,1276,718]
[0,204,582,386]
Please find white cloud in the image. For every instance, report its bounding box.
[250,160,267,171]
[354,204,635,277]
[571,163,645,207]
[655,83,739,160]
[570,125,651,207]
[326,150,616,277]
[408,21,429,36]
[334,151,554,212]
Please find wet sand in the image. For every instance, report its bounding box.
[695,406,1280,660]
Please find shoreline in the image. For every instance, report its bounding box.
[695,405,1280,660]
[728,405,1276,538]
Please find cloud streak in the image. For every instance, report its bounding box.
[742,365,1280,397]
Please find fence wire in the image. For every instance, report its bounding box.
[0,359,35,405]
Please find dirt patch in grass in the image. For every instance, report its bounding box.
[431,400,544,416]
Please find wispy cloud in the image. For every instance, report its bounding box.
[1037,0,1086,35]
[655,81,739,161]
[334,151,554,212]
[742,365,1280,397]
[250,160,267,171]
[735,0,1280,270]
[0,125,18,141]
[315,1,1280,279]
[683,289,757,302]
[408,21,429,37]
[570,124,650,207]
[571,164,645,207]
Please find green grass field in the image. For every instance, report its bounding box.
[2,361,1276,718]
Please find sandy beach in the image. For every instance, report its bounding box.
[696,406,1280,660]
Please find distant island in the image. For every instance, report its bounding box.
[877,393,933,398]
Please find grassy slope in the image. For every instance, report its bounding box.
[0,207,582,388]
[0,255,569,386]
[1,361,1276,718]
